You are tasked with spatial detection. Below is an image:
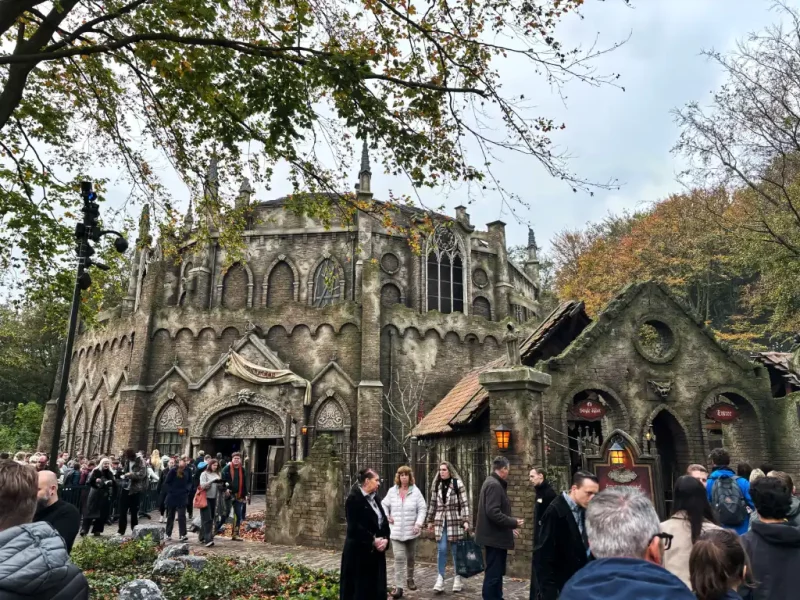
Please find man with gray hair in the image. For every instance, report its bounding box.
[475,456,524,599]
[560,487,694,599]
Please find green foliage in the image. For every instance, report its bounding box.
[0,0,625,307]
[0,402,44,451]
[72,536,340,600]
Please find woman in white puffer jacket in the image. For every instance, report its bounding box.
[382,465,428,599]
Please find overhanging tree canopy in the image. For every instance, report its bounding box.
[0,0,625,294]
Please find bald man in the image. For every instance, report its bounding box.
[33,469,81,552]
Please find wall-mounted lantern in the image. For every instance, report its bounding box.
[177,427,186,437]
[609,441,626,467]
[493,425,511,452]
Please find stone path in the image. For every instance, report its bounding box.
[127,498,532,599]
[184,535,531,599]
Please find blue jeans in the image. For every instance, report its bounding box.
[232,499,246,537]
[437,520,459,577]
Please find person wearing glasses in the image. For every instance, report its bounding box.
[560,487,695,599]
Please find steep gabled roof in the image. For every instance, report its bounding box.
[544,281,755,371]
[411,358,504,437]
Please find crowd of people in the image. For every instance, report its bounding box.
[340,448,800,600]
[0,446,252,554]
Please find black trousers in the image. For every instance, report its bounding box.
[166,505,187,537]
[118,490,140,535]
[482,546,507,600]
[199,498,217,543]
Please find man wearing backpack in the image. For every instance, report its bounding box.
[706,448,753,535]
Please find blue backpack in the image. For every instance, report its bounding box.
[711,475,748,526]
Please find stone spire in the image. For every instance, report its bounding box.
[137,203,152,246]
[357,138,372,196]
[236,177,254,210]
[204,154,219,201]
[524,226,540,286]
[183,197,194,232]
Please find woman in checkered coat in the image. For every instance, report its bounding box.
[424,461,471,594]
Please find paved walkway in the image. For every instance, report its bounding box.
[132,497,531,599]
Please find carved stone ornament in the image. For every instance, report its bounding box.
[648,380,672,399]
[211,411,282,438]
[608,468,639,484]
[158,403,183,430]
[236,390,256,404]
[316,400,344,429]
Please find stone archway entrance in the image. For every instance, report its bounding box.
[651,410,690,515]
[207,407,286,494]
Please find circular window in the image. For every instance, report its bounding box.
[473,268,489,288]
[380,253,399,274]
[635,319,679,363]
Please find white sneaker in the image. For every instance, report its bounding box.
[452,575,463,592]
[433,574,444,593]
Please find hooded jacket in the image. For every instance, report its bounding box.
[750,496,800,528]
[706,467,754,535]
[0,522,89,600]
[559,557,695,600]
[740,520,800,600]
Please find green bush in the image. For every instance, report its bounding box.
[73,537,160,599]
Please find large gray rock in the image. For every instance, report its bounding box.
[118,579,164,600]
[106,534,133,546]
[152,559,185,576]
[133,524,166,543]
[157,543,190,561]
[245,521,264,531]
[175,555,208,572]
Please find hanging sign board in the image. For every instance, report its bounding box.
[572,399,606,421]
[705,403,739,423]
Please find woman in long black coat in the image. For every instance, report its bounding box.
[340,468,391,600]
[81,458,117,536]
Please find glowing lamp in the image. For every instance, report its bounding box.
[493,425,511,452]
[177,428,186,436]
[301,426,309,436]
[609,441,625,466]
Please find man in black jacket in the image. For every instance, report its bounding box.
[0,459,89,599]
[741,476,800,599]
[476,456,524,600]
[33,470,80,553]
[529,467,557,600]
[532,470,599,600]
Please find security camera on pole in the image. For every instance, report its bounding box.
[49,182,128,471]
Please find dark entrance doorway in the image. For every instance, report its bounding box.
[652,410,689,516]
[250,439,285,494]
[209,439,242,460]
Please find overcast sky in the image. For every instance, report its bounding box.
[107,0,783,254]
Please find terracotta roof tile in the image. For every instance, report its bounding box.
[412,358,504,437]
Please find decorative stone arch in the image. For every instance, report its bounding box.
[423,223,470,315]
[195,390,291,438]
[149,393,189,456]
[88,403,106,456]
[105,401,119,454]
[640,403,697,460]
[207,406,285,439]
[72,407,86,455]
[215,261,255,308]
[560,382,631,441]
[148,392,189,435]
[698,386,768,464]
[307,253,346,307]
[178,259,194,306]
[472,295,493,321]
[380,278,406,307]
[262,254,301,306]
[309,390,352,452]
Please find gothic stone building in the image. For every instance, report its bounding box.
[37,154,542,487]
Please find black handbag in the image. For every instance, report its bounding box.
[455,533,485,578]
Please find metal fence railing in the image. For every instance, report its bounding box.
[59,481,160,524]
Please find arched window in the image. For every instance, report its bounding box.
[155,402,184,457]
[89,408,103,457]
[472,296,491,320]
[426,225,465,314]
[313,258,343,307]
[72,409,85,456]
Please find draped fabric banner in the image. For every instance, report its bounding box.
[225,350,312,406]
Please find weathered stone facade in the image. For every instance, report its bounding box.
[37,157,541,478]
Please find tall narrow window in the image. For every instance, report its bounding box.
[426,225,465,314]
[313,258,342,307]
